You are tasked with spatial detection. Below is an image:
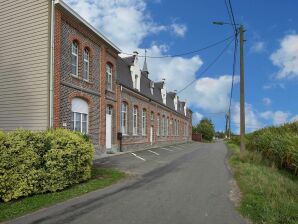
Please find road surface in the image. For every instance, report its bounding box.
[9,141,245,224]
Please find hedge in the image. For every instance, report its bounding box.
[246,123,298,175]
[0,129,94,202]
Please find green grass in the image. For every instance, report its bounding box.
[226,142,298,224]
[0,167,126,222]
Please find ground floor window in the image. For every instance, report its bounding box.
[71,98,88,134]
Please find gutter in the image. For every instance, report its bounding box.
[49,0,55,128]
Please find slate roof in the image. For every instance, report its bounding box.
[117,56,188,117]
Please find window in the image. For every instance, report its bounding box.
[106,105,113,115]
[71,42,78,76]
[134,75,138,89]
[142,109,147,136]
[177,120,180,136]
[106,64,112,90]
[121,102,128,134]
[161,116,165,136]
[150,112,154,121]
[166,118,169,136]
[133,106,138,135]
[71,98,88,134]
[157,115,160,136]
[83,48,89,80]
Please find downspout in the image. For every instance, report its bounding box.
[49,0,55,128]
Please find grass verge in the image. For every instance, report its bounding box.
[226,142,298,224]
[0,167,126,222]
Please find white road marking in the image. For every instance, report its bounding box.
[161,148,173,152]
[131,153,146,161]
[148,150,159,155]
[170,146,183,150]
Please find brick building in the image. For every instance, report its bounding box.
[0,0,192,154]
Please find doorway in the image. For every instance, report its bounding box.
[106,106,112,149]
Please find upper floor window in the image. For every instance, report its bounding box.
[150,112,154,121]
[83,48,89,80]
[133,106,138,135]
[106,64,113,91]
[71,42,78,76]
[121,102,128,134]
[71,98,88,134]
[142,109,147,136]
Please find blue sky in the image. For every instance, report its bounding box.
[65,0,298,133]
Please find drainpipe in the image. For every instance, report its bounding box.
[49,0,55,128]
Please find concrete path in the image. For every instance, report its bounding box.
[9,141,245,224]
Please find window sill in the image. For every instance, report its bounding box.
[106,89,115,94]
[71,74,93,84]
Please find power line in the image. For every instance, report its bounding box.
[177,36,235,94]
[120,34,234,58]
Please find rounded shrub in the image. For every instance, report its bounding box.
[0,129,94,202]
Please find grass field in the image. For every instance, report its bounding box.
[226,142,298,224]
[0,167,126,222]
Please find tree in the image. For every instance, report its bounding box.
[196,118,215,141]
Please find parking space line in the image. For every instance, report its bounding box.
[161,148,173,152]
[131,153,146,161]
[148,150,159,155]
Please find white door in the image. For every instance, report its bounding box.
[150,126,153,145]
[106,113,112,149]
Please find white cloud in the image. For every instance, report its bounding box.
[232,103,262,133]
[270,34,298,79]
[170,23,187,37]
[65,0,167,52]
[262,97,272,106]
[263,83,285,90]
[190,75,239,113]
[260,110,290,125]
[291,115,298,122]
[193,112,203,125]
[250,41,265,53]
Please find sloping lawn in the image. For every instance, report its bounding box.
[226,142,298,224]
[0,167,126,222]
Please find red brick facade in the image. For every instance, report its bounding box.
[53,5,192,153]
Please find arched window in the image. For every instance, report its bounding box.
[133,106,138,135]
[106,64,113,91]
[71,41,78,76]
[71,98,88,134]
[142,109,147,136]
[83,48,89,80]
[121,102,128,134]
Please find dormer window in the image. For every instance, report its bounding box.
[134,74,138,89]
[150,81,154,95]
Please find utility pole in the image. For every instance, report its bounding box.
[239,25,246,153]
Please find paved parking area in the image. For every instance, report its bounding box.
[94,142,199,175]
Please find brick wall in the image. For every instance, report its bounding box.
[118,87,192,151]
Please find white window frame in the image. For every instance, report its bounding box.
[106,64,113,91]
[133,106,138,135]
[121,102,128,135]
[142,109,147,136]
[71,98,88,134]
[83,48,89,80]
[166,118,169,136]
[71,42,78,76]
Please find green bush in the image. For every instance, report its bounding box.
[0,129,94,202]
[246,122,298,175]
[195,118,215,141]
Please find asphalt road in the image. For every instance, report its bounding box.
[9,141,246,224]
